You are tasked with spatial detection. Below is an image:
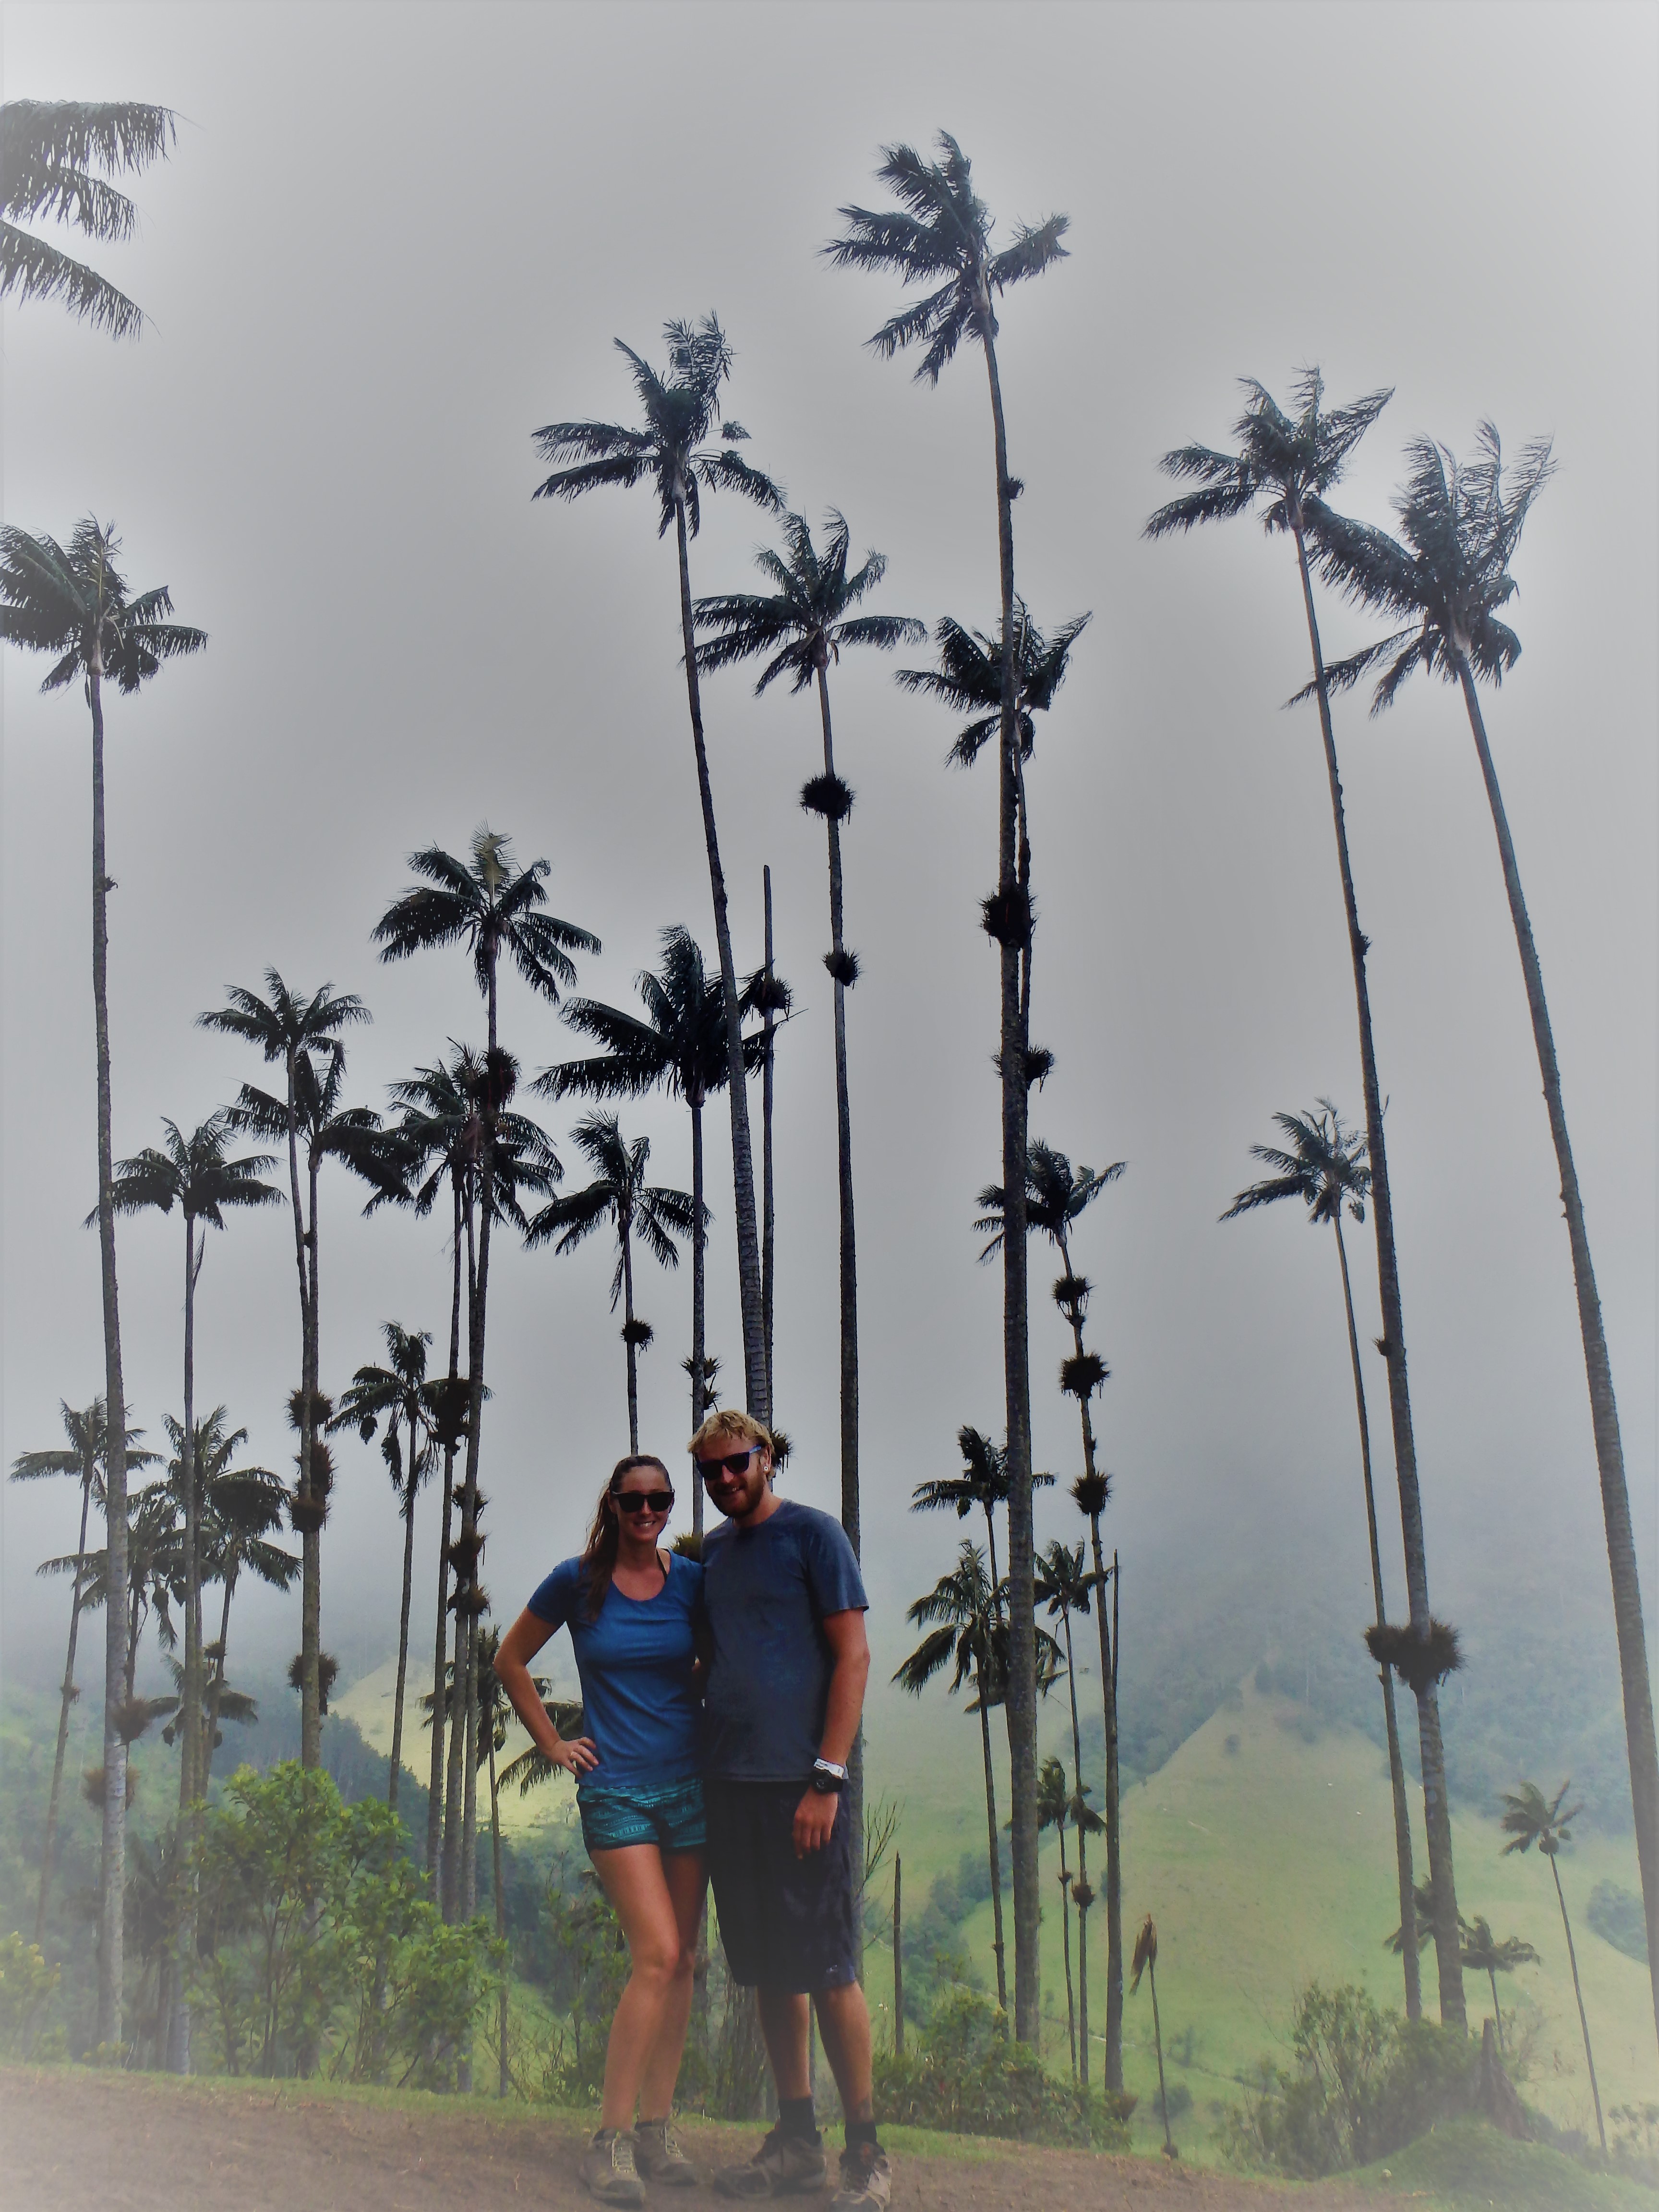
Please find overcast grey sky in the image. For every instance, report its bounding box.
[2,1,1655,1699]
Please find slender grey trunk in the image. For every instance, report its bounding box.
[458,955,500,1923]
[442,1193,477,1917]
[976,1662,1008,2013]
[36,1460,94,1943]
[489,1731,508,2096]
[980,316,1038,2045]
[387,1423,417,1816]
[1149,1956,1174,2156]
[891,1857,903,2055]
[622,1222,639,1454]
[1061,1611,1090,2086]
[462,1616,480,1918]
[673,493,767,1420]
[427,1174,463,1881]
[1457,658,1659,2052]
[690,1095,706,1540]
[1550,1854,1606,2151]
[1332,1213,1420,2017]
[201,1568,235,1785]
[90,645,131,2053]
[167,1214,203,2075]
[761,866,776,1413]
[1293,523,1462,2024]
[301,1148,323,1771]
[1056,1824,1075,2078]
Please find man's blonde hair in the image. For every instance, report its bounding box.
[688,1407,773,1457]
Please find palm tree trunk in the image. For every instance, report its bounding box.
[202,1568,234,1785]
[428,1175,463,1881]
[1149,1958,1174,2156]
[1488,1967,1504,2054]
[976,1656,1009,2014]
[489,1731,508,2097]
[89,650,131,2053]
[1292,523,1463,2026]
[443,1196,477,1918]
[167,1214,202,2075]
[463,1617,480,1918]
[761,865,777,1413]
[36,1463,94,1944]
[1550,1853,1606,2152]
[979,323,1038,2045]
[301,1151,323,1771]
[1062,1615,1091,2087]
[673,493,767,1420]
[1457,659,1659,2051]
[1057,1838,1076,2079]
[814,665,861,1561]
[388,1433,417,1816]
[623,1224,640,1454]
[1332,1213,1420,2019]
[892,1856,904,2055]
[690,1094,706,1539]
[460,940,496,1927]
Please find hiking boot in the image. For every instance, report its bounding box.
[711,2124,827,2198]
[830,2144,891,2209]
[579,2128,646,2207]
[634,2116,698,2187]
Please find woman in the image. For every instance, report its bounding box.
[496,1453,705,2207]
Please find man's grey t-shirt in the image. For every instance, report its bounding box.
[701,1497,868,1781]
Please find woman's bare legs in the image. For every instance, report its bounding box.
[590,1843,706,2129]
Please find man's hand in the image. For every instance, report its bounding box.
[793,1785,839,1858]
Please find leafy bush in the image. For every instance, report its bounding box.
[190,1761,501,2083]
[1221,1982,1474,2177]
[0,1932,65,2059]
[874,1986,1134,2147]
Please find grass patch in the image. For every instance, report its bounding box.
[1353,2116,1656,2211]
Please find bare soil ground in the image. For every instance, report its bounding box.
[0,2068,1386,2212]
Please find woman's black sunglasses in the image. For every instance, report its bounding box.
[696,1445,761,1481]
[614,1490,674,1515]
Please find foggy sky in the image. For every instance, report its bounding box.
[2,2,1655,1707]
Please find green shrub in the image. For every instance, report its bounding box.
[873,1987,1134,2148]
[0,1932,65,2060]
[1221,1982,1474,2178]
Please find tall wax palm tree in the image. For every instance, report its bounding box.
[387,1046,554,1885]
[107,1114,279,1812]
[1,101,174,337]
[1034,1540,1103,2087]
[1310,429,1659,2050]
[10,1400,155,1941]
[525,1113,697,1453]
[1144,371,1468,2026]
[537,926,765,1531]
[0,516,204,2044]
[1037,1755,1077,2078]
[199,971,369,1769]
[829,143,1070,2038]
[191,1424,294,1782]
[1459,1916,1538,2056]
[1223,1102,1422,2017]
[1502,1782,1604,2149]
[1130,1916,1177,2159]
[977,1140,1129,2078]
[694,507,926,1551]
[533,318,781,1418]
[223,1033,399,1773]
[894,1540,1010,2012]
[376,827,594,1919]
[331,1324,440,1815]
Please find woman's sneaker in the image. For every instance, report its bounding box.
[830,2143,892,2208]
[579,2128,646,2207]
[634,2117,698,2186]
[711,2123,828,2197]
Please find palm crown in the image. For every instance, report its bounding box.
[1501,1779,1580,1859]
[1144,370,1392,542]
[331,1322,438,1492]
[12,1400,156,1497]
[532,316,781,538]
[198,969,369,1078]
[693,510,925,694]
[524,1111,698,1305]
[0,517,204,691]
[537,926,764,1114]
[824,132,1069,383]
[1,101,175,338]
[1306,423,1555,711]
[896,601,1092,768]
[105,1112,280,1237]
[1222,1102,1369,1230]
[385,1048,563,1227]
[976,1142,1124,1259]
[893,1540,1001,1699]
[228,1043,402,1209]
[374,827,599,1014]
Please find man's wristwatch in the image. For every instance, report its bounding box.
[811,1758,847,1795]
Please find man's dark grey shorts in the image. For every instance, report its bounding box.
[706,1779,858,1994]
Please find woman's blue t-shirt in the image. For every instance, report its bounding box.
[525,1551,702,1791]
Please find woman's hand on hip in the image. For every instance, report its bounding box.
[551,1736,599,1778]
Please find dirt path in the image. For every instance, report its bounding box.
[0,2068,1391,2212]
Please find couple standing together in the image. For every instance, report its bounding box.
[496,1409,890,2209]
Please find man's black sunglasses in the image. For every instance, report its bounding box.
[614,1490,675,1515]
[696,1445,762,1481]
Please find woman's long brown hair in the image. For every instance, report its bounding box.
[579,1454,673,1620]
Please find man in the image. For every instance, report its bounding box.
[692,1407,890,2210]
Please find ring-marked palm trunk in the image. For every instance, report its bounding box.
[429,1174,464,1878]
[36,1439,95,1943]
[1458,657,1659,2043]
